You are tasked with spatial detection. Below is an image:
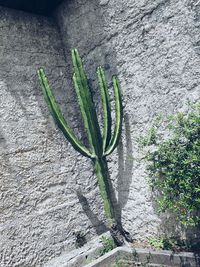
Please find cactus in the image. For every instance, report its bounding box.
[37,49,122,228]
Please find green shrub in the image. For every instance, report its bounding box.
[141,103,200,226]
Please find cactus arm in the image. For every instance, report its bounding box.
[72,49,103,158]
[104,76,123,156]
[97,66,112,153]
[38,68,93,159]
[72,73,92,140]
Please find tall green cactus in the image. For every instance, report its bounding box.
[37,49,122,227]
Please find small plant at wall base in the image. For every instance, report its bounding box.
[148,236,200,252]
[38,49,131,245]
[141,103,200,227]
[99,236,116,256]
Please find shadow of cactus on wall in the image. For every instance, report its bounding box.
[116,113,133,226]
[37,48,132,245]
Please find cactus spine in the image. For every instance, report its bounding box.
[38,49,122,227]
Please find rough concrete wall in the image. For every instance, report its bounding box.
[1,0,200,266]
[55,0,200,239]
[0,7,106,267]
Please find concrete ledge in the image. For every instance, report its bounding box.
[43,232,111,267]
[85,247,200,267]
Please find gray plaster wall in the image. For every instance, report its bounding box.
[0,6,105,267]
[0,0,200,266]
[55,0,200,238]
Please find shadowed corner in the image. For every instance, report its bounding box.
[76,189,108,235]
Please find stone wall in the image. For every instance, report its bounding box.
[0,0,200,266]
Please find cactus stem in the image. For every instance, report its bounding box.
[93,157,115,226]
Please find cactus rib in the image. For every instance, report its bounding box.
[104,76,123,156]
[97,66,112,153]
